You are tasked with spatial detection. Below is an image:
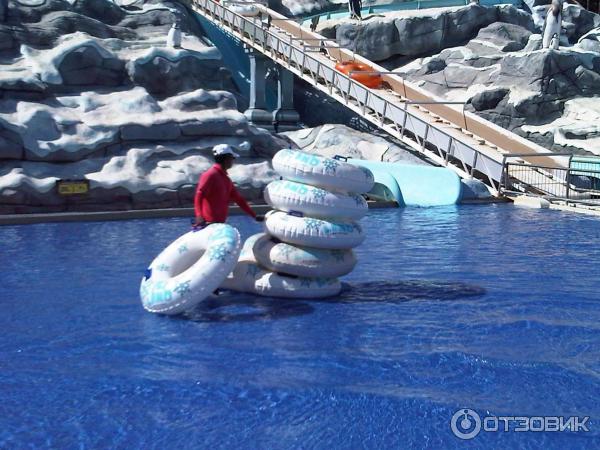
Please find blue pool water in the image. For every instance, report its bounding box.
[1,204,600,449]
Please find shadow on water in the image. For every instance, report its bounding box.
[180,296,315,323]
[176,280,485,323]
[333,280,487,304]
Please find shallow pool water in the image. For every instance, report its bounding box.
[1,204,599,449]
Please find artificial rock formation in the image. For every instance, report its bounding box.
[283,124,429,165]
[311,1,600,155]
[2,0,534,214]
[391,4,600,154]
[317,4,535,61]
[0,0,289,213]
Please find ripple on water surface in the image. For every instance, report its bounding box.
[1,204,599,448]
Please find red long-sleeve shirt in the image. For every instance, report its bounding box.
[194,163,256,223]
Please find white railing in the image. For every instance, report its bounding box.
[187,0,509,192]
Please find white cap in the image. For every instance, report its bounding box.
[238,141,252,152]
[212,144,239,158]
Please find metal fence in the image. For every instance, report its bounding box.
[186,0,507,191]
[501,154,600,203]
[186,0,599,201]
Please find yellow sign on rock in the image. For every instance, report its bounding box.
[56,180,89,196]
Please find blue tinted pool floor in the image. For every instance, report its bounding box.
[1,204,599,449]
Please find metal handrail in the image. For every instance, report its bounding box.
[186,0,506,192]
[247,0,555,160]
[502,153,574,158]
[188,0,599,206]
[506,163,600,176]
[501,159,600,202]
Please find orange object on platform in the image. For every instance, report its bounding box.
[334,61,356,73]
[334,61,382,89]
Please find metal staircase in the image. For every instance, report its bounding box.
[184,0,571,196]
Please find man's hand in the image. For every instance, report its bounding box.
[255,214,265,223]
[192,216,206,228]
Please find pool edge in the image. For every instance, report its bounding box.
[0,201,399,225]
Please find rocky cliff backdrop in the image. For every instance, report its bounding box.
[318,2,600,155]
[2,0,599,213]
[1,0,443,213]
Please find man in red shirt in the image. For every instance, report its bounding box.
[193,144,264,227]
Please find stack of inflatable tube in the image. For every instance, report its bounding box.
[223,149,374,298]
[140,223,241,315]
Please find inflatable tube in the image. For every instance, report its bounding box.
[264,180,368,220]
[253,234,356,278]
[335,61,382,89]
[272,149,374,194]
[254,271,342,298]
[221,233,264,293]
[350,63,383,89]
[238,232,263,262]
[222,261,342,298]
[223,260,341,297]
[265,210,364,249]
[222,235,342,298]
[221,260,265,293]
[140,224,241,315]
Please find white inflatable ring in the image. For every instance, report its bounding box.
[273,149,375,194]
[222,261,342,298]
[222,234,342,297]
[221,233,264,293]
[220,233,263,293]
[254,270,342,298]
[253,233,356,278]
[264,210,364,249]
[264,180,368,220]
[221,260,263,293]
[140,223,241,315]
[238,232,263,262]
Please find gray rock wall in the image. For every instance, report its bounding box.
[0,0,292,213]
[394,4,600,155]
[318,4,534,61]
